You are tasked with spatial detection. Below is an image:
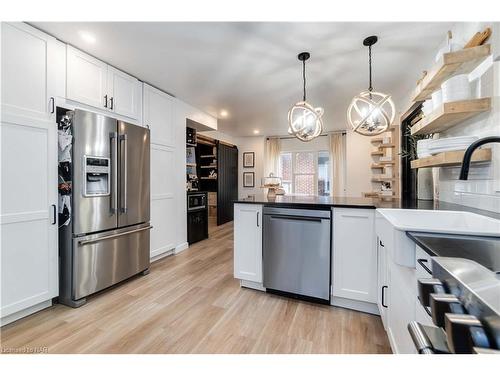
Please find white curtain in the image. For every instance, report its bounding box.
[328,133,346,196]
[265,137,281,178]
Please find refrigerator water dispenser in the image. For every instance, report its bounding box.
[83,156,110,196]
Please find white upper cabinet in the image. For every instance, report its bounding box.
[67,46,142,122]
[143,83,174,144]
[107,66,142,120]
[332,208,377,303]
[1,22,56,124]
[234,204,263,283]
[66,45,108,110]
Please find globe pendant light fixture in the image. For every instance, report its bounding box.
[287,52,324,142]
[347,36,395,136]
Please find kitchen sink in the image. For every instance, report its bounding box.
[376,209,500,237]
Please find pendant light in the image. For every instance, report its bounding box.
[287,52,324,142]
[347,36,395,136]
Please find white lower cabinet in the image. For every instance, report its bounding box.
[332,208,377,305]
[375,211,417,354]
[1,22,58,325]
[233,204,263,283]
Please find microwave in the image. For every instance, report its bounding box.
[187,192,206,211]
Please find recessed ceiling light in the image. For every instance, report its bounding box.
[253,130,260,134]
[78,30,96,44]
[219,109,229,118]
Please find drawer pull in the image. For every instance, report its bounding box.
[381,285,388,308]
[417,258,432,275]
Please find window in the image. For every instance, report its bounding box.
[278,151,331,196]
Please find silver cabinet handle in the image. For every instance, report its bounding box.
[257,211,260,227]
[110,132,118,214]
[50,97,55,114]
[51,204,57,225]
[110,97,114,110]
[119,133,128,213]
[78,225,153,246]
[104,95,108,108]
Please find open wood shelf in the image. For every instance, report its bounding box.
[370,138,384,144]
[411,98,491,135]
[186,163,196,167]
[371,177,396,182]
[371,162,395,169]
[378,144,395,148]
[410,148,491,169]
[412,44,491,102]
[200,165,217,169]
[371,150,384,156]
[200,155,216,158]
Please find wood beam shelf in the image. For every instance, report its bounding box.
[410,148,491,169]
[378,144,395,148]
[412,44,491,102]
[371,150,384,156]
[411,98,491,135]
[371,162,395,169]
[371,177,396,182]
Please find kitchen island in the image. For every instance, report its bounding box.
[233,194,500,354]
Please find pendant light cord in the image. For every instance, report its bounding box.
[302,59,307,101]
[368,45,373,93]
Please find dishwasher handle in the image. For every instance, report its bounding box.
[268,214,326,222]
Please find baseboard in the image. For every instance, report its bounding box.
[150,248,174,263]
[0,300,52,327]
[174,242,189,255]
[240,279,266,292]
[331,296,380,315]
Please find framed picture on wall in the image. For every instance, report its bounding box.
[243,172,255,187]
[243,152,255,168]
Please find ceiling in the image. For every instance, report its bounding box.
[32,22,453,137]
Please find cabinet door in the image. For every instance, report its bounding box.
[377,236,389,328]
[234,204,262,282]
[150,144,175,258]
[1,22,58,320]
[107,66,142,120]
[66,45,108,110]
[332,208,376,303]
[1,22,56,124]
[143,83,174,144]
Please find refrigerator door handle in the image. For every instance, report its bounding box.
[110,132,118,214]
[119,133,128,214]
[78,225,153,246]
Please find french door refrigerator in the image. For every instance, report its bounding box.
[59,109,151,307]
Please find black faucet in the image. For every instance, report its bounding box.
[459,136,500,180]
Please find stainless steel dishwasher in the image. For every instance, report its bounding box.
[263,206,331,302]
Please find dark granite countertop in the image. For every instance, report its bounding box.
[407,232,500,273]
[235,194,500,219]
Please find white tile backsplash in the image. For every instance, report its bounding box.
[434,23,500,214]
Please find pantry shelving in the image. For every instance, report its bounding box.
[412,44,491,102]
[410,148,491,169]
[410,98,491,135]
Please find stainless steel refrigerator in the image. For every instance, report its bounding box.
[59,109,151,307]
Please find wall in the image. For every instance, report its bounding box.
[235,136,266,197]
[235,133,376,198]
[345,131,376,197]
[400,22,500,212]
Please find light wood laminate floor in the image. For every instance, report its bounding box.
[0,222,391,354]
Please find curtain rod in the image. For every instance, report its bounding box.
[266,130,346,140]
